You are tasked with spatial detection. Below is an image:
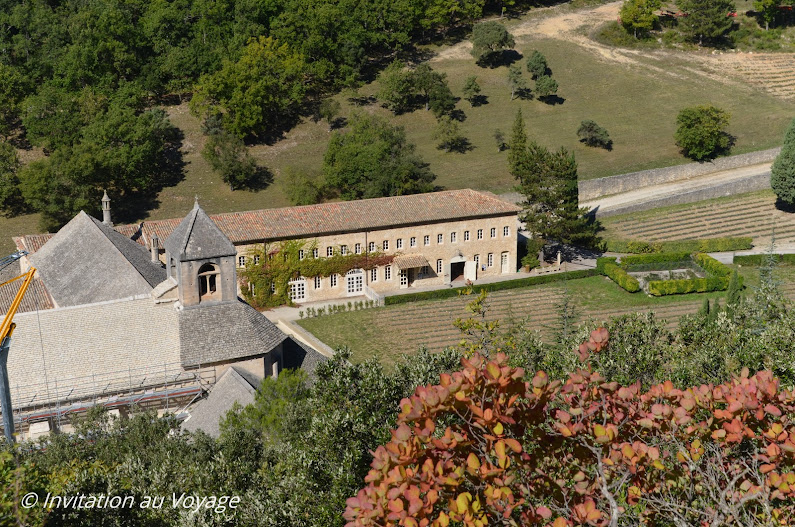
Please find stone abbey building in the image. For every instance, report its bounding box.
[15,189,521,305]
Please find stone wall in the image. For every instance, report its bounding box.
[579,147,781,201]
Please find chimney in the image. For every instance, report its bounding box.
[101,190,112,226]
[150,234,159,263]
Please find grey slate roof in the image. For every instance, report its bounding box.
[164,200,237,262]
[181,366,259,438]
[29,212,166,308]
[282,336,329,381]
[178,300,287,367]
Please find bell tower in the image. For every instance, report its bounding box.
[163,199,237,307]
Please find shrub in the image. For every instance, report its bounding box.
[603,262,641,292]
[606,237,752,253]
[693,252,731,277]
[619,251,692,267]
[595,256,617,274]
[674,105,732,161]
[384,269,598,305]
[734,254,795,266]
[577,120,612,149]
[647,276,729,296]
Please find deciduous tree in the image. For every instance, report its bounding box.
[674,104,731,160]
[620,0,662,38]
[202,128,260,191]
[377,60,414,114]
[470,21,515,66]
[534,74,558,100]
[462,76,481,107]
[433,116,467,152]
[525,50,547,79]
[577,120,612,149]
[771,118,795,206]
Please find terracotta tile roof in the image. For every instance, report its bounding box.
[393,254,429,270]
[0,266,54,315]
[14,234,55,254]
[15,190,520,254]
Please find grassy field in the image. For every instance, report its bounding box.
[2,1,794,256]
[600,189,795,248]
[297,265,792,367]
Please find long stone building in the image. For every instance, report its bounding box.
[14,189,521,304]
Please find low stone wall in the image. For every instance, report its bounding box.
[595,171,771,218]
[579,147,781,201]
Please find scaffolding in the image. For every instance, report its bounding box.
[0,361,217,438]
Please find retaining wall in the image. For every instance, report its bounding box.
[579,147,781,201]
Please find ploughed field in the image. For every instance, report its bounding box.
[602,191,795,248]
[298,266,795,367]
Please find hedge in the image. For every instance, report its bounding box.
[606,237,753,254]
[619,252,692,268]
[383,269,598,305]
[648,277,730,296]
[595,257,617,274]
[693,252,731,277]
[734,254,795,266]
[603,263,641,293]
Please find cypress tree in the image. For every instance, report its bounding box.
[698,297,710,316]
[726,269,741,307]
[771,118,795,206]
[507,109,527,176]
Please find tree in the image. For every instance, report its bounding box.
[470,21,515,66]
[534,74,558,100]
[525,50,548,79]
[285,167,325,205]
[413,64,440,111]
[507,65,526,100]
[317,98,341,131]
[462,76,481,107]
[754,0,782,30]
[21,85,88,151]
[0,63,27,139]
[190,36,307,138]
[428,79,456,117]
[771,118,795,206]
[507,109,527,174]
[0,141,26,217]
[577,120,612,150]
[676,0,735,45]
[432,116,467,152]
[376,60,414,114]
[202,129,260,191]
[493,129,506,152]
[323,113,435,200]
[620,0,662,38]
[674,105,731,161]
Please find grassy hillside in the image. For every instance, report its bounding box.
[2,1,794,255]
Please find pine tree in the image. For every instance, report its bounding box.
[771,118,795,206]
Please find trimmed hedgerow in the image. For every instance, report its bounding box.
[648,276,730,296]
[733,254,795,266]
[595,256,617,274]
[693,252,731,277]
[606,237,753,254]
[603,263,641,293]
[384,269,598,305]
[620,252,692,268]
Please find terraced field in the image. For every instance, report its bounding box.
[602,191,795,247]
[706,53,795,101]
[299,268,795,366]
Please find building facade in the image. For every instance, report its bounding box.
[13,189,521,305]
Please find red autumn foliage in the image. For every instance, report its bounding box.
[344,329,795,526]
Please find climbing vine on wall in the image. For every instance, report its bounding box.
[240,239,395,307]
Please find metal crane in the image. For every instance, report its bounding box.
[0,251,36,443]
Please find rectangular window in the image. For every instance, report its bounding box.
[270,282,275,293]
[437,234,443,244]
[354,243,362,254]
[368,241,376,253]
[490,227,496,238]
[464,231,470,241]
[396,238,403,249]
[410,236,416,248]
[488,253,494,267]
[341,245,348,255]
[474,254,480,267]
[419,265,429,278]
[330,274,338,287]
[312,248,319,258]
[450,232,457,243]
[314,276,321,289]
[298,250,305,260]
[477,229,483,240]
[437,259,443,274]
[383,240,389,251]
[327,247,334,257]
[385,265,392,280]
[370,268,378,282]
[238,255,246,267]
[254,255,260,265]
[503,226,510,236]
[423,235,430,246]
